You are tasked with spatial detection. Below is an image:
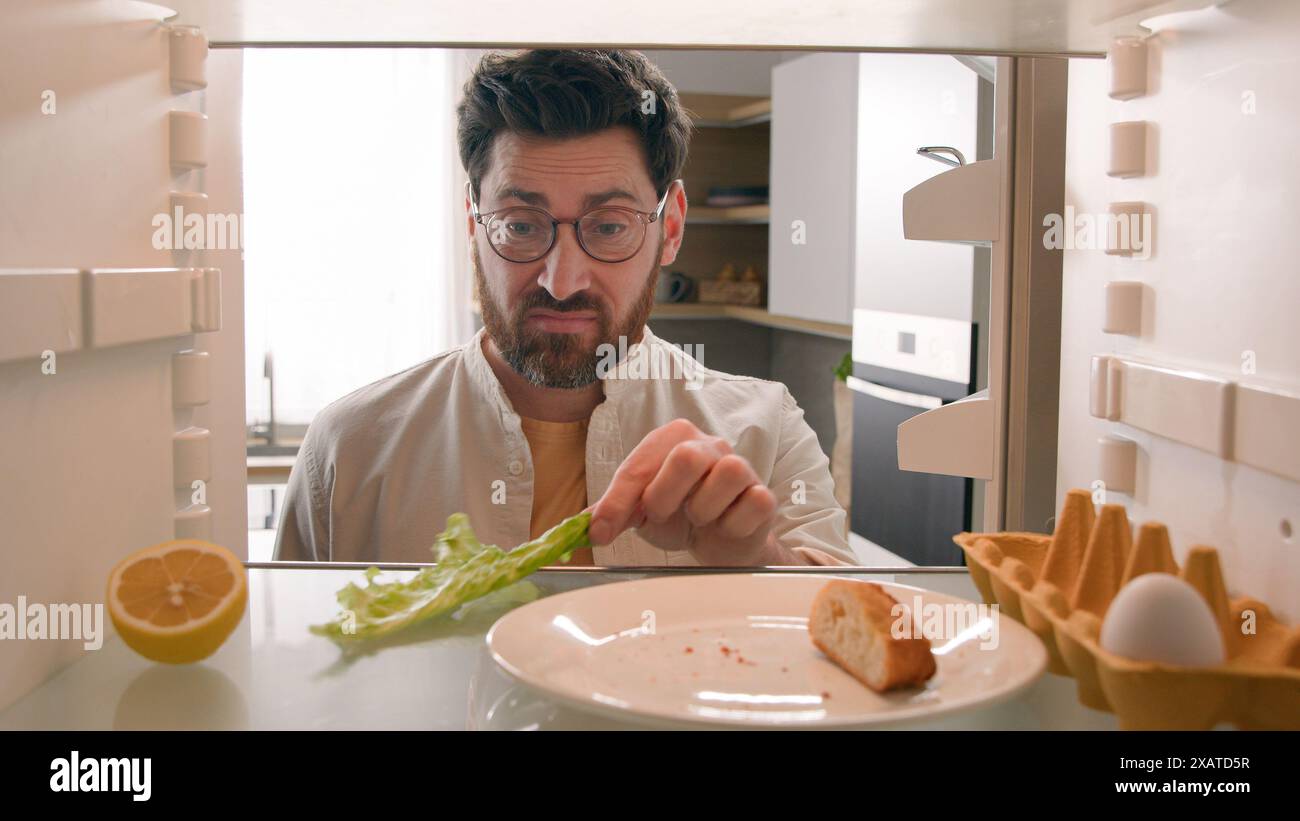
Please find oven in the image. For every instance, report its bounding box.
[848,310,977,565]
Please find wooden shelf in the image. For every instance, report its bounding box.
[679,93,772,128]
[651,303,851,340]
[247,455,295,485]
[686,204,769,224]
[650,303,727,319]
[468,300,849,339]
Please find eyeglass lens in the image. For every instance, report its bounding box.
[486,208,645,262]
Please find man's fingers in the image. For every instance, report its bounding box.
[683,453,758,527]
[641,438,729,523]
[590,419,699,543]
[715,484,777,540]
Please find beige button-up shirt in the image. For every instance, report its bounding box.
[273,326,854,566]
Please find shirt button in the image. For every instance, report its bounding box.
[507,460,523,476]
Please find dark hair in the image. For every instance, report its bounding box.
[456,49,692,203]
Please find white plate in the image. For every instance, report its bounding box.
[487,574,1048,729]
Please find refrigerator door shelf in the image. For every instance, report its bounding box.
[901,158,1002,246]
[896,389,994,480]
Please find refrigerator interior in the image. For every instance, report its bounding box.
[1,0,1297,716]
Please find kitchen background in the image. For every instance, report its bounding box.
[240,48,992,566]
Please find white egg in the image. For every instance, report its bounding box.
[1099,573,1226,667]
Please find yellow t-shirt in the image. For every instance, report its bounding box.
[520,415,593,565]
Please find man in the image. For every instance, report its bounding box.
[274,49,853,566]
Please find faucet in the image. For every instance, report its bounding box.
[249,350,277,447]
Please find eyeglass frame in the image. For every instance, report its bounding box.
[468,178,681,264]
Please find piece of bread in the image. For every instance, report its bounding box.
[808,580,937,692]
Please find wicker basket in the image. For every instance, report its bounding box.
[697,280,762,306]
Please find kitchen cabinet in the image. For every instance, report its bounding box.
[852,54,981,322]
[768,52,980,327]
[767,53,859,326]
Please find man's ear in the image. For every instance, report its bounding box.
[464,181,477,238]
[658,181,687,266]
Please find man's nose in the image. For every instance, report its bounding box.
[536,224,592,302]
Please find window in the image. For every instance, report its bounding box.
[242,48,479,559]
[242,48,476,431]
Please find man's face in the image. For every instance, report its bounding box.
[468,126,684,389]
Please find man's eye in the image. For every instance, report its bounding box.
[591,222,625,236]
[505,222,536,235]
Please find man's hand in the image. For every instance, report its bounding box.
[588,419,799,565]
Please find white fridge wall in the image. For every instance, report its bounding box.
[0,1,247,710]
[1058,0,1299,620]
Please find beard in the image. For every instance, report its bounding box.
[473,237,662,389]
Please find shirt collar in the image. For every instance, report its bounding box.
[464,327,516,421]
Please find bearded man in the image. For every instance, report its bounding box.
[275,49,853,567]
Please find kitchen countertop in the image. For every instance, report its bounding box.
[0,566,1119,730]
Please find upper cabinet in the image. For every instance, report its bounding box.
[852,54,980,322]
[768,53,860,326]
[768,53,981,326]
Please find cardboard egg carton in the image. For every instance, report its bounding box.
[953,488,1300,730]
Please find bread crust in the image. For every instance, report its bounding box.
[809,580,937,692]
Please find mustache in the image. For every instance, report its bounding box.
[517,289,606,315]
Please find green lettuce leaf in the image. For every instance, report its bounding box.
[310,510,591,642]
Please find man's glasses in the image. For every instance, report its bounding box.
[469,180,679,264]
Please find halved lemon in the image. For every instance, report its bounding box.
[107,539,247,664]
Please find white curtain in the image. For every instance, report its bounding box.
[242,48,479,426]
